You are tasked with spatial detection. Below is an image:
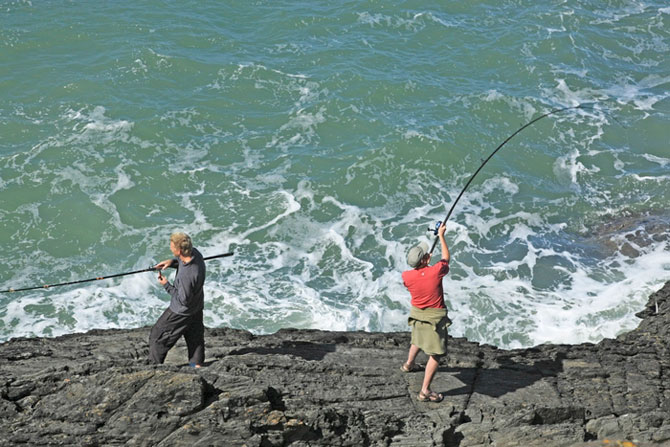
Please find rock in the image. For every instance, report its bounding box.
[579,214,670,259]
[1,281,670,446]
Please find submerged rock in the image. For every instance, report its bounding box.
[1,281,669,446]
[580,213,670,259]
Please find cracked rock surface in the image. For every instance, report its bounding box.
[1,281,669,446]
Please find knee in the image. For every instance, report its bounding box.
[149,324,161,342]
[429,354,445,364]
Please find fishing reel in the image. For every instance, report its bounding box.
[427,220,442,235]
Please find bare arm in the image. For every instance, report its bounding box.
[438,222,450,263]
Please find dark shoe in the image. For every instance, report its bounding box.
[418,390,443,402]
[400,362,423,373]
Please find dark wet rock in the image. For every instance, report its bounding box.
[1,282,670,446]
[582,213,670,259]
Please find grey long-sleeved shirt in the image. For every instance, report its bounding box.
[164,247,206,315]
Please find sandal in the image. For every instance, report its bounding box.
[400,362,423,373]
[418,390,443,402]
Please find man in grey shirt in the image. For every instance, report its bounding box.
[149,232,206,367]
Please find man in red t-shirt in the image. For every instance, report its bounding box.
[401,222,450,402]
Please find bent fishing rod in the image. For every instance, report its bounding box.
[429,103,593,254]
[0,252,234,294]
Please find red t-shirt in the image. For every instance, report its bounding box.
[402,259,450,309]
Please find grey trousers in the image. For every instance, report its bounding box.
[148,308,205,365]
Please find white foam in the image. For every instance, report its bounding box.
[529,242,670,345]
[357,12,425,30]
[3,136,668,349]
[629,173,670,182]
[79,106,133,134]
[642,154,669,167]
[2,270,166,341]
[553,148,590,187]
[604,74,670,111]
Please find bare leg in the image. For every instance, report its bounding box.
[404,344,421,369]
[421,355,440,395]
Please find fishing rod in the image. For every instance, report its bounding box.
[0,252,234,294]
[429,103,593,254]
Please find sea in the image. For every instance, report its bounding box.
[1,0,668,349]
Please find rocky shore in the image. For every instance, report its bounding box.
[1,281,669,446]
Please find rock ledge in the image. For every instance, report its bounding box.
[1,281,670,446]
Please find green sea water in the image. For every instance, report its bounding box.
[1,0,669,348]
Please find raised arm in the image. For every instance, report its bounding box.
[438,222,450,263]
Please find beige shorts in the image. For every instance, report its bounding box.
[409,316,449,356]
[408,306,451,356]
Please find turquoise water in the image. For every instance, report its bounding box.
[1,1,668,348]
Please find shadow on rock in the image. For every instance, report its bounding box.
[443,352,566,398]
[227,340,337,362]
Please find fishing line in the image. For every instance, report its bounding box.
[429,103,596,254]
[0,252,234,293]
